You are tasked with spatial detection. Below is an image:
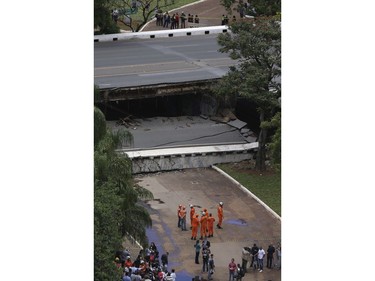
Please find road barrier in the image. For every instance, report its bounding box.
[94,25,229,42]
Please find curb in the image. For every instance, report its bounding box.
[94,25,229,42]
[211,165,281,221]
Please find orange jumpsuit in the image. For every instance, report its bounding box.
[191,214,200,239]
[200,214,208,239]
[217,205,224,227]
[207,214,216,237]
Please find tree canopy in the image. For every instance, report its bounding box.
[94,106,153,280]
[216,18,281,170]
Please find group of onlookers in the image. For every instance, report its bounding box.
[115,243,176,281]
[155,11,200,29]
[241,243,281,274]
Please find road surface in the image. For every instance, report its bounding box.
[94,34,236,88]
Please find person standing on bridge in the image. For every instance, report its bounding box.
[180,12,186,28]
[217,202,224,229]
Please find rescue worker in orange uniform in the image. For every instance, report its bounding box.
[177,204,182,228]
[200,211,208,239]
[207,213,216,237]
[189,204,195,229]
[191,213,200,240]
[217,201,224,229]
[179,206,187,231]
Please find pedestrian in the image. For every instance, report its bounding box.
[249,243,259,269]
[232,15,236,23]
[228,258,237,281]
[217,202,224,229]
[257,246,265,272]
[194,15,199,24]
[175,13,180,28]
[179,206,187,231]
[202,246,210,272]
[194,240,201,264]
[171,14,176,29]
[266,244,275,268]
[241,246,251,273]
[170,269,176,281]
[275,243,281,269]
[200,212,207,239]
[180,11,186,28]
[161,252,169,271]
[191,213,200,240]
[221,15,225,25]
[189,204,195,229]
[177,204,182,227]
[235,263,244,281]
[164,12,170,28]
[208,254,215,280]
[122,271,131,281]
[207,213,215,237]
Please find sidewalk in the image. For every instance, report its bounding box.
[142,0,241,31]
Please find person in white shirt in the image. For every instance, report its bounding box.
[170,269,176,281]
[257,247,266,272]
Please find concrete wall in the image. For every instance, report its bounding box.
[94,26,229,42]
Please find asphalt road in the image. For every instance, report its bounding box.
[94,34,236,88]
[135,168,281,281]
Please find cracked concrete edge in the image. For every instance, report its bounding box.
[211,165,281,222]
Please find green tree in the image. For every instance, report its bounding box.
[116,0,173,32]
[216,18,281,171]
[94,106,153,280]
[261,111,281,170]
[94,0,121,34]
[221,0,281,17]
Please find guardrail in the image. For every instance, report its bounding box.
[94,25,229,42]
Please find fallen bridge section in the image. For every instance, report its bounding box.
[119,143,258,174]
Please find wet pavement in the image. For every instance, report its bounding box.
[135,168,281,281]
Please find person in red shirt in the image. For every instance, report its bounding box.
[228,258,237,281]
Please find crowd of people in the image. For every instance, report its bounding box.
[114,200,279,281]
[241,242,281,274]
[114,243,176,281]
[155,11,200,29]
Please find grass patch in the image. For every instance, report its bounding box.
[217,162,281,216]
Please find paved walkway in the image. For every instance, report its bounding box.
[142,0,242,31]
[134,168,281,281]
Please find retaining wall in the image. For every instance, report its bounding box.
[94,26,229,42]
